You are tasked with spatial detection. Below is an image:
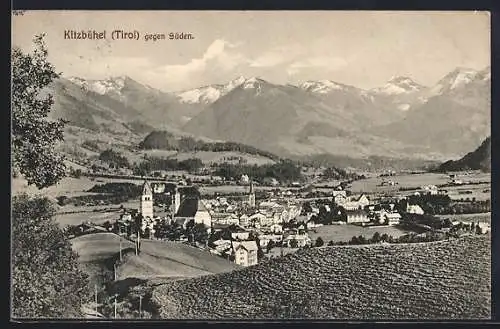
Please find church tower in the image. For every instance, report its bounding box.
[140,180,154,219]
[248,180,256,208]
[172,187,181,215]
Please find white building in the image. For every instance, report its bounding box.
[346,210,370,224]
[120,213,132,222]
[332,190,347,199]
[140,181,154,219]
[249,212,267,227]
[231,231,250,241]
[240,174,250,184]
[307,221,324,229]
[337,194,370,211]
[213,239,232,253]
[407,204,424,215]
[422,185,438,195]
[384,212,402,226]
[232,240,258,267]
[269,223,283,234]
[283,234,311,248]
[258,234,283,247]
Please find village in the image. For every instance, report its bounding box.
[71,172,489,269]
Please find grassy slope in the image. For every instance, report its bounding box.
[152,235,491,320]
[117,240,240,280]
[71,233,239,286]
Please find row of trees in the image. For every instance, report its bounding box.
[213,161,302,183]
[397,194,490,215]
[321,167,363,181]
[151,219,209,244]
[133,157,204,176]
[139,131,280,161]
[99,149,131,169]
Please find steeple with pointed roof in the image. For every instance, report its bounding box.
[140,180,154,219]
[142,180,153,196]
[248,180,256,208]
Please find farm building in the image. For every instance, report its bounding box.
[231,240,258,267]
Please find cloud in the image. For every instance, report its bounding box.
[286,56,348,75]
[250,52,287,67]
[157,39,247,81]
[59,54,153,79]
[250,45,305,68]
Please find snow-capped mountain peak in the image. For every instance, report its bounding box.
[68,76,129,95]
[176,86,223,104]
[371,76,424,95]
[299,80,347,94]
[242,77,265,89]
[176,76,263,104]
[430,67,486,95]
[225,76,246,91]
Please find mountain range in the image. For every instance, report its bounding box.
[49,66,490,164]
[437,136,491,172]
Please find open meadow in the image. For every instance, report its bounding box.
[55,209,122,227]
[308,224,410,244]
[152,235,491,319]
[349,172,490,194]
[436,212,491,224]
[71,233,239,286]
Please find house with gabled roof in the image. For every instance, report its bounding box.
[337,194,371,211]
[231,240,258,267]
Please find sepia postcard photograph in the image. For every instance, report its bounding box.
[11,10,491,320]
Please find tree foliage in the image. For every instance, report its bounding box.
[315,237,324,247]
[213,160,302,183]
[11,35,90,319]
[12,194,89,318]
[98,149,130,169]
[12,34,66,189]
[139,131,280,161]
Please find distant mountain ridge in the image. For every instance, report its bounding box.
[52,65,490,165]
[183,66,490,160]
[437,137,491,172]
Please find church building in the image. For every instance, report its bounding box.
[247,180,256,208]
[140,180,154,219]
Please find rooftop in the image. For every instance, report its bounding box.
[232,240,258,252]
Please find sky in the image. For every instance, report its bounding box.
[12,11,490,92]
